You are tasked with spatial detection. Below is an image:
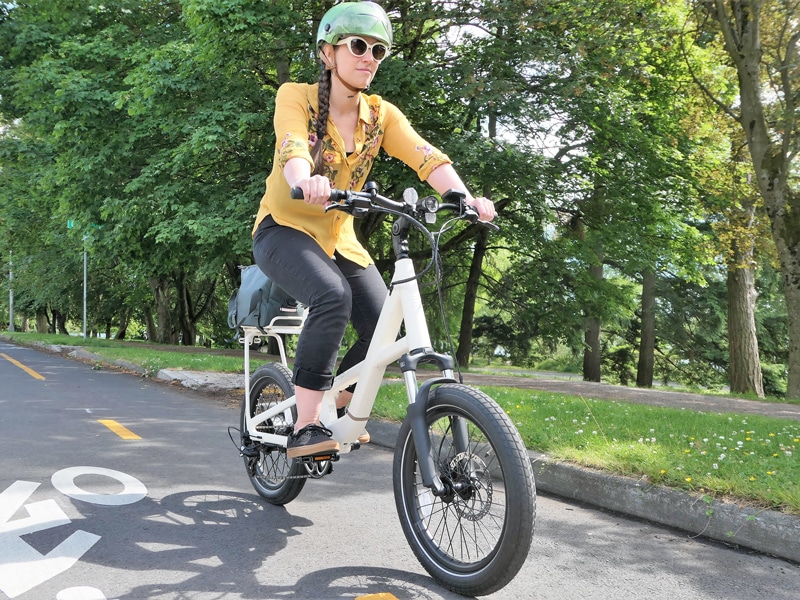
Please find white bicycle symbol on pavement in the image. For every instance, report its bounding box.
[0,466,147,599]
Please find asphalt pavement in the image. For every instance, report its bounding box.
[5,336,800,566]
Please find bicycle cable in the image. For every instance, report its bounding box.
[371,202,469,384]
[335,192,478,384]
[432,215,467,384]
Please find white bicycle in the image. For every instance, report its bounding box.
[237,183,535,596]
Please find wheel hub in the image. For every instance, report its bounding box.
[443,452,493,521]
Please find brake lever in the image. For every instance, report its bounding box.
[463,206,500,232]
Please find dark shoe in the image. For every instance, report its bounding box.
[287,424,339,459]
[336,407,370,444]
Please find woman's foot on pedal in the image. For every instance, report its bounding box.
[287,424,339,459]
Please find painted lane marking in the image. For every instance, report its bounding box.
[57,587,108,600]
[51,466,147,506]
[0,468,146,597]
[0,481,100,598]
[98,419,142,440]
[0,353,46,380]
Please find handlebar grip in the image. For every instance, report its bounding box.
[290,187,347,203]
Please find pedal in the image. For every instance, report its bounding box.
[298,452,340,464]
[239,443,260,458]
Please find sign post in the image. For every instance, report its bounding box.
[83,236,87,341]
[7,252,13,332]
[67,220,88,340]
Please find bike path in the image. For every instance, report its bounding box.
[4,336,800,566]
[150,368,800,566]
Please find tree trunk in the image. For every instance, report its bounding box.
[455,112,496,368]
[636,267,656,387]
[149,276,172,344]
[53,310,68,334]
[727,256,764,397]
[583,262,603,382]
[175,272,196,346]
[35,310,48,334]
[707,0,800,398]
[115,311,129,340]
[143,306,156,341]
[456,228,489,367]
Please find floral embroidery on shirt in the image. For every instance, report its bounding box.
[346,105,383,188]
[416,143,448,174]
[278,132,309,169]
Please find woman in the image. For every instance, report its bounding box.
[252,1,496,459]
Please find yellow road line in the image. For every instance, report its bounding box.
[98,419,142,440]
[0,353,46,380]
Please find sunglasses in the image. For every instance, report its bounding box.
[334,36,390,63]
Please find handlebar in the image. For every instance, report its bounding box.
[289,184,499,232]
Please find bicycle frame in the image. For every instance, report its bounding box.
[242,250,455,455]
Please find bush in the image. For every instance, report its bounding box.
[761,362,787,398]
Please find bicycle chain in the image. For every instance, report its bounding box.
[244,446,336,481]
[253,461,334,481]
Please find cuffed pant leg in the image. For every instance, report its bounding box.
[253,219,351,391]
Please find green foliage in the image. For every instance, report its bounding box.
[0,1,788,396]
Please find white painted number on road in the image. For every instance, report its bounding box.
[0,481,100,598]
[52,466,147,506]
[57,586,108,600]
[0,467,147,598]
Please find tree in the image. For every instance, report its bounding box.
[523,0,711,383]
[692,0,800,398]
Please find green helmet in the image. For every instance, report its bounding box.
[316,2,393,51]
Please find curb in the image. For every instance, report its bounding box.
[4,337,798,564]
[365,421,800,564]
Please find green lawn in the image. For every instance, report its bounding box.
[4,332,799,515]
[372,383,800,514]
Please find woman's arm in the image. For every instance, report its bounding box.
[283,157,332,205]
[426,164,496,222]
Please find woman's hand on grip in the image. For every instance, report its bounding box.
[293,175,333,205]
[466,196,496,222]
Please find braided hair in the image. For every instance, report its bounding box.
[311,65,332,176]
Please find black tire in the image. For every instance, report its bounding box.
[393,383,536,596]
[241,362,306,505]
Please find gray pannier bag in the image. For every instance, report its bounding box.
[227,264,302,333]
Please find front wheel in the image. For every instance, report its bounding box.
[393,383,536,596]
[241,362,306,505]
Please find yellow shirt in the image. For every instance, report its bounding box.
[252,82,452,267]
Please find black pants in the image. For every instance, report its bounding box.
[253,216,387,391]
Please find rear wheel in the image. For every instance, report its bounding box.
[241,362,306,505]
[393,383,536,596]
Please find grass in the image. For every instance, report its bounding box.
[4,331,800,514]
[2,332,262,374]
[370,383,800,515]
